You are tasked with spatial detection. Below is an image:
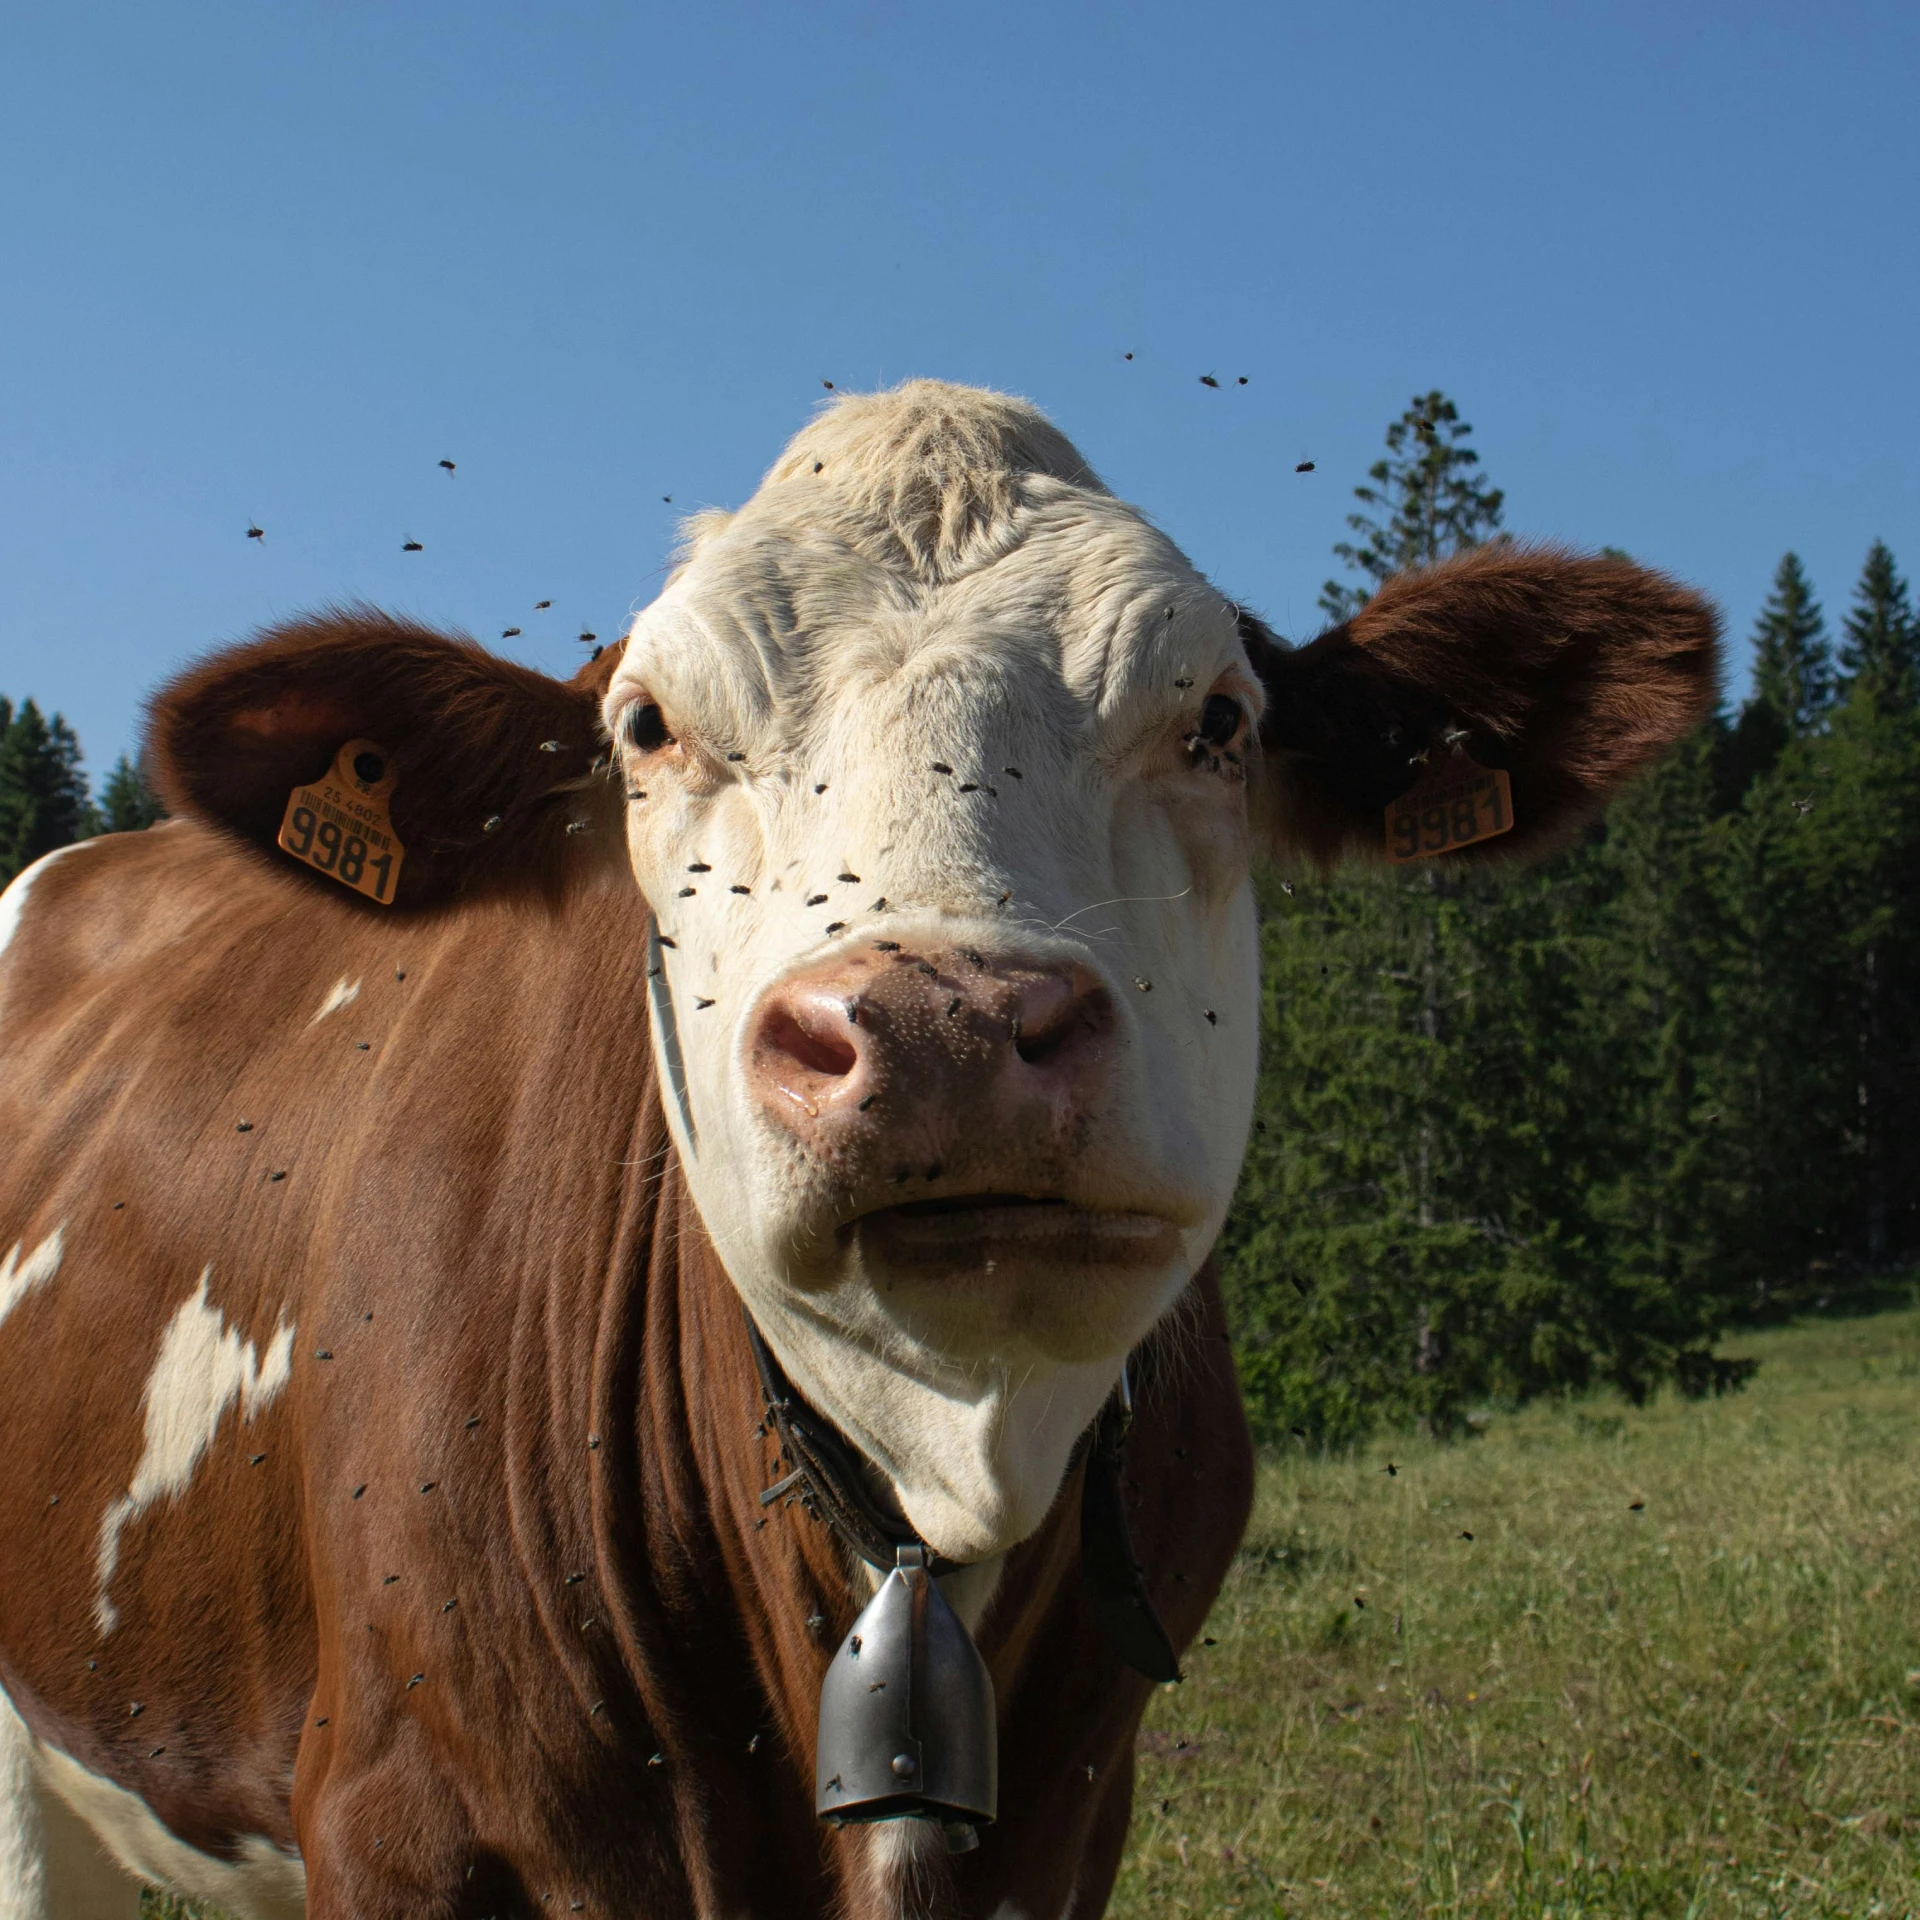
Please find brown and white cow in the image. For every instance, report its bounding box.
[0,382,1717,1919]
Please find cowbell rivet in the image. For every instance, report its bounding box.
[891,1754,916,1779]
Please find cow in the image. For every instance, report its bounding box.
[0,381,1718,1920]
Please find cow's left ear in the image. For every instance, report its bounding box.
[1240,544,1721,866]
[146,609,625,910]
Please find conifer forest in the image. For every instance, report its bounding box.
[9,395,1913,1448]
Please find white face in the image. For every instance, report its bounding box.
[603,387,1265,1562]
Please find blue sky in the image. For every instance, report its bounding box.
[2,1,1915,775]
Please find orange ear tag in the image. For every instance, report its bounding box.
[1384,751,1514,863]
[276,740,406,904]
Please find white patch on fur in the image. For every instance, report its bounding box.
[307,976,360,1025]
[92,1272,294,1634]
[0,843,86,966]
[0,1683,304,1920]
[862,1817,948,1917]
[0,1682,142,1920]
[0,1226,64,1332]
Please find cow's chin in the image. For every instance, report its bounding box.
[841,1196,1185,1365]
[733,1192,1198,1564]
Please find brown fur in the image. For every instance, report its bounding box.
[1247,544,1722,866]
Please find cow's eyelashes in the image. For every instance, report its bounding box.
[622,702,675,753]
[1195,694,1245,750]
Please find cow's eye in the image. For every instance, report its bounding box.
[623,702,674,753]
[1196,693,1244,749]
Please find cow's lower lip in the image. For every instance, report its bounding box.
[851,1195,1179,1269]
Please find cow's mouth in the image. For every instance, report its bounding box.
[849,1193,1180,1272]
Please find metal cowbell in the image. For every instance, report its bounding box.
[815,1546,996,1842]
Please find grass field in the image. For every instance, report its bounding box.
[140,1305,1920,1919]
[1114,1304,1920,1919]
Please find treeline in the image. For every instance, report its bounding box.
[1223,394,1920,1444]
[0,700,163,885]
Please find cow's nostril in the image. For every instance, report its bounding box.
[1012,978,1111,1068]
[760,1006,859,1079]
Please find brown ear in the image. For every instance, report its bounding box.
[1242,545,1721,866]
[145,608,624,910]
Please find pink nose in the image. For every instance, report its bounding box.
[746,945,1115,1170]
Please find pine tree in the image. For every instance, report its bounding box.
[1837,541,1917,710]
[97,754,166,832]
[1728,554,1831,792]
[0,699,94,885]
[1319,392,1506,621]
[1586,722,1731,1309]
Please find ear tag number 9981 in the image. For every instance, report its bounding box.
[1385,753,1514,863]
[277,739,406,904]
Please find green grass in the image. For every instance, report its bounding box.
[1113,1305,1920,1919]
[137,1307,1920,1918]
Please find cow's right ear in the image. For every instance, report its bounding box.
[1239,545,1721,868]
[146,609,622,910]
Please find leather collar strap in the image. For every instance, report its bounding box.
[744,1310,1180,1683]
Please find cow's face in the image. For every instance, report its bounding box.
[148,381,1719,1567]
[604,388,1264,1557]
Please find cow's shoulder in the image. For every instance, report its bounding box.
[0,823,255,1031]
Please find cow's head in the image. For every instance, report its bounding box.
[150,382,1717,1561]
